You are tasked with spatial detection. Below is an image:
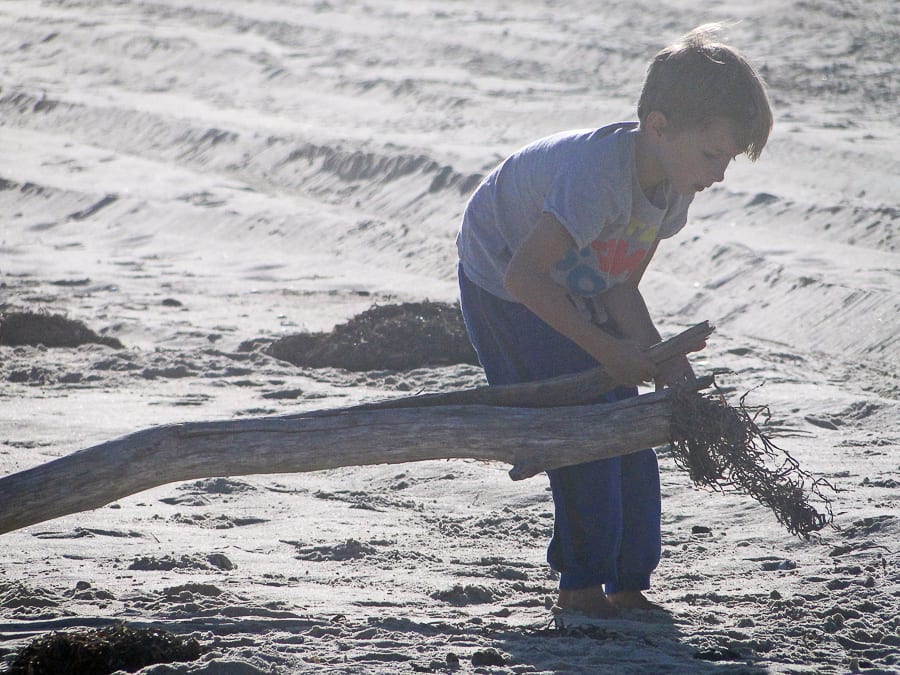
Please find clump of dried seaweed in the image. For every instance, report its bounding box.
[9,622,203,675]
[669,386,834,537]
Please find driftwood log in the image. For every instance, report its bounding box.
[0,322,714,536]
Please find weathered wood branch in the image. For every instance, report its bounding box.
[320,320,715,413]
[0,322,714,535]
[0,381,710,535]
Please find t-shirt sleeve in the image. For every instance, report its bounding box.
[542,167,626,249]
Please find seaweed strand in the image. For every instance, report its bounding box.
[669,386,834,537]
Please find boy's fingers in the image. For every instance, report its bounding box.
[687,340,707,353]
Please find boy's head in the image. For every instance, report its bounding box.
[638,24,773,161]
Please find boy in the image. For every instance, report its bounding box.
[456,25,772,617]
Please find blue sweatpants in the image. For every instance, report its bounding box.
[458,265,661,592]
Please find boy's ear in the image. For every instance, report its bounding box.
[644,111,670,138]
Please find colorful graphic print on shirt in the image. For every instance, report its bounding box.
[553,218,658,297]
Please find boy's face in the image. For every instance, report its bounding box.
[659,117,743,195]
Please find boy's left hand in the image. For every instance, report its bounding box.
[654,355,696,391]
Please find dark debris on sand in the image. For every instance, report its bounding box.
[9,623,203,675]
[0,311,123,349]
[261,301,479,371]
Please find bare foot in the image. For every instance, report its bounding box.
[555,585,619,618]
[606,590,665,611]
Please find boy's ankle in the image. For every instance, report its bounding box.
[606,590,664,611]
[556,585,619,618]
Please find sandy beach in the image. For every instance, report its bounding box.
[1,1,898,672]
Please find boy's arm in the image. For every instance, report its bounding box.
[600,239,662,348]
[601,240,697,389]
[504,212,658,386]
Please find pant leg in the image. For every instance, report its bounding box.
[606,445,661,594]
[545,384,660,592]
[544,409,624,590]
[458,265,660,591]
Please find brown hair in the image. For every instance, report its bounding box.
[638,24,773,161]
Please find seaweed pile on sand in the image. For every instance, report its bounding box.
[0,311,123,350]
[262,301,479,371]
[9,623,202,675]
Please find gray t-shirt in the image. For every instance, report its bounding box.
[457,123,693,306]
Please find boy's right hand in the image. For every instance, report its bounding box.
[601,339,658,386]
